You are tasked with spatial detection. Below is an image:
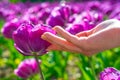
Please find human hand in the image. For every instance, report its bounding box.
[41,19,120,56]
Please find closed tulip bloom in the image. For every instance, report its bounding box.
[100,2,113,15]
[1,18,20,39]
[109,5,120,20]
[80,11,103,24]
[66,18,95,35]
[46,13,65,27]
[86,1,101,11]
[99,67,120,80]
[57,4,71,21]
[65,23,84,35]
[67,11,103,35]
[21,14,40,25]
[46,4,72,28]
[14,58,41,79]
[13,22,55,56]
[37,8,51,23]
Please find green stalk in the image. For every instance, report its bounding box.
[88,56,98,80]
[33,52,44,80]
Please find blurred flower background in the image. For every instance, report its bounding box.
[1,0,120,80]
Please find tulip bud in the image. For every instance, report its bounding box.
[65,23,84,35]
[37,8,51,23]
[66,19,95,35]
[14,58,41,79]
[99,67,120,80]
[46,4,72,28]
[1,18,20,39]
[13,22,55,56]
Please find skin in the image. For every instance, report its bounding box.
[41,19,120,56]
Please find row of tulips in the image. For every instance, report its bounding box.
[1,0,120,80]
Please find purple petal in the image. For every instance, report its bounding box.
[99,67,120,80]
[29,24,55,55]
[13,22,33,55]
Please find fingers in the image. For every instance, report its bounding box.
[41,32,82,53]
[47,45,65,51]
[75,30,92,37]
[53,26,78,41]
[75,31,87,37]
[42,32,96,55]
[53,26,82,46]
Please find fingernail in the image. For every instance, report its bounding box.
[52,27,57,31]
[46,48,50,51]
[52,26,60,30]
[41,35,46,40]
[47,47,52,51]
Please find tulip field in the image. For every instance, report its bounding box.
[1,0,120,80]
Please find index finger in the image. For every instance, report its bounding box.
[53,26,87,48]
[41,32,82,53]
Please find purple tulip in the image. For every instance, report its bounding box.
[65,23,84,35]
[0,9,16,21]
[14,58,41,79]
[46,13,65,27]
[27,5,42,15]
[46,4,72,28]
[99,67,120,80]
[86,1,101,11]
[37,8,51,23]
[21,13,41,25]
[68,14,76,23]
[81,11,103,23]
[109,5,120,20]
[13,22,55,56]
[100,2,114,15]
[66,11,103,35]
[70,2,84,14]
[1,18,20,39]
[57,4,71,21]
[66,18,95,35]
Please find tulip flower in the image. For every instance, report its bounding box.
[86,1,101,11]
[46,4,72,28]
[37,8,51,23]
[66,11,103,35]
[65,23,84,35]
[99,67,120,80]
[13,22,55,56]
[14,58,41,79]
[1,18,20,39]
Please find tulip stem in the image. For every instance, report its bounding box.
[88,56,98,80]
[33,53,44,80]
